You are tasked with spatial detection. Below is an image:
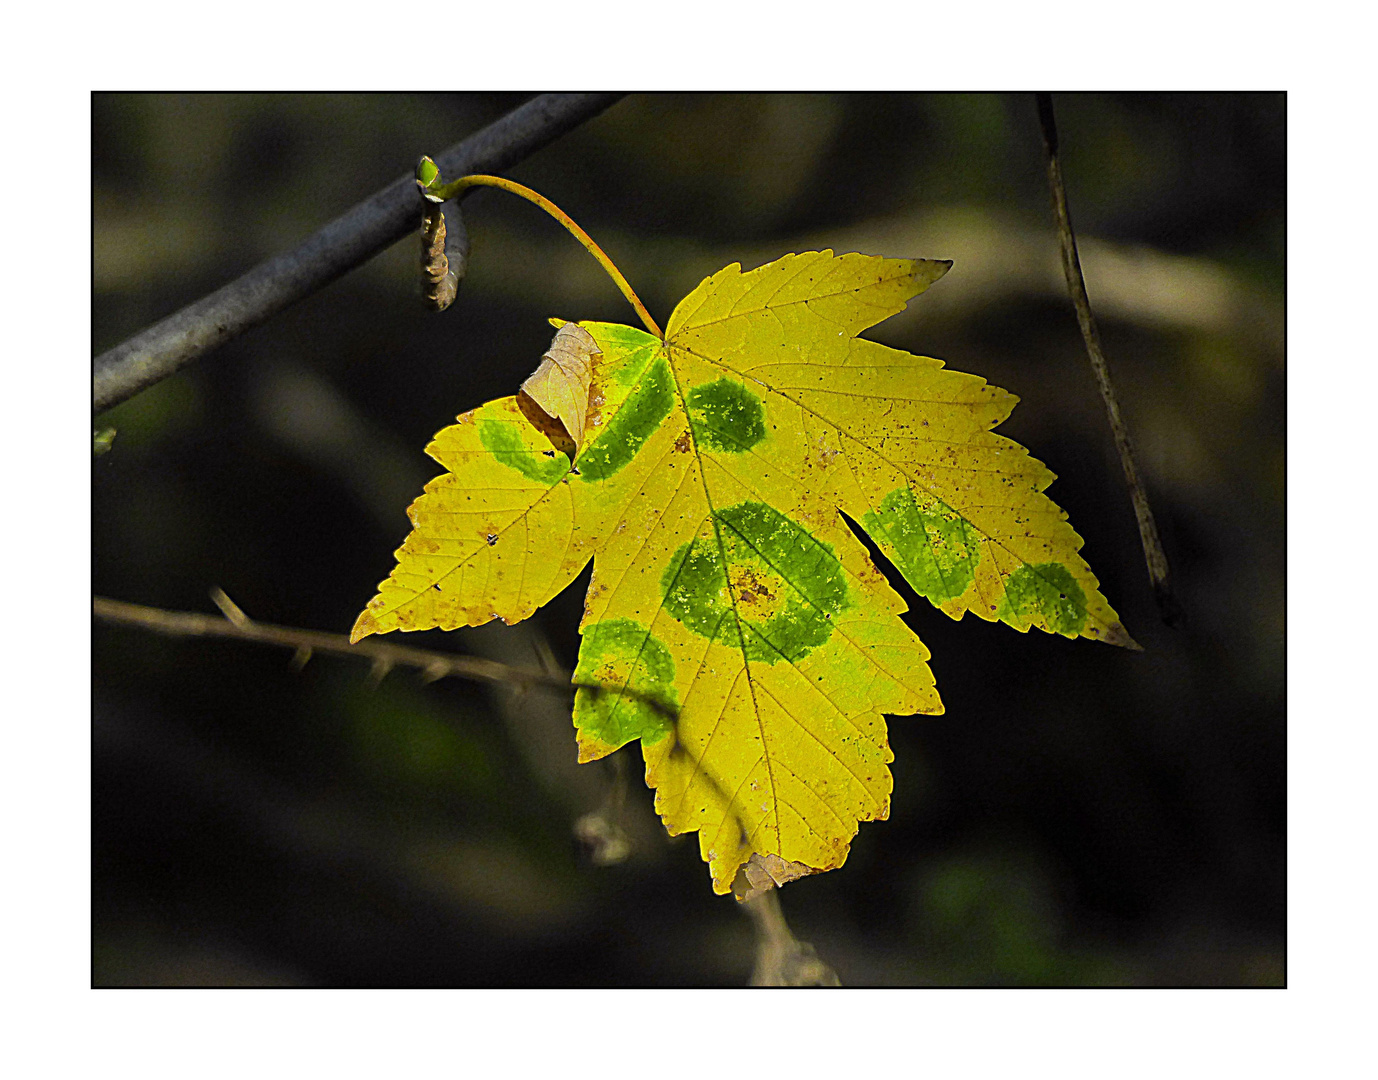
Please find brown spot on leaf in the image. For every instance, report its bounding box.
[728,563,784,620]
[520,323,601,452]
[516,390,577,459]
[731,853,821,902]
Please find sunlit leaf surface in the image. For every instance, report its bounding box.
[354,251,1133,894]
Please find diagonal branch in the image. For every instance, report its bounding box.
[1035,93,1183,628]
[93,92,626,414]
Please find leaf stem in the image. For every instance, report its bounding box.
[427,170,663,339]
[93,93,625,414]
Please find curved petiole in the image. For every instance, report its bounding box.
[416,157,663,339]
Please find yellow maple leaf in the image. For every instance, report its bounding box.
[353,249,1133,896]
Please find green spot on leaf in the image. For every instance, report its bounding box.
[357,248,1134,897]
[478,418,570,485]
[862,486,979,604]
[998,562,1087,636]
[573,619,677,748]
[685,377,766,453]
[578,355,674,481]
[662,501,848,664]
[589,324,661,389]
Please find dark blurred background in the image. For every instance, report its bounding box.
[92,93,1284,987]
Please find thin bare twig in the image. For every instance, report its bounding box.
[94,594,681,723]
[1036,93,1183,628]
[742,889,841,987]
[93,92,625,414]
[573,753,632,867]
[95,594,563,690]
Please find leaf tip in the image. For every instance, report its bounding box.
[349,610,378,644]
[909,257,954,295]
[1098,620,1141,651]
[576,730,614,763]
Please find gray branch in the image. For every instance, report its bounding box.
[94,92,625,414]
[1036,92,1182,629]
[94,594,564,691]
[94,592,678,718]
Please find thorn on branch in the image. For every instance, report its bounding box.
[366,657,392,688]
[530,624,561,677]
[93,595,678,718]
[210,587,252,628]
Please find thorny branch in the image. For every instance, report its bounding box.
[1036,93,1183,628]
[97,590,835,984]
[95,593,566,690]
[92,95,1152,985]
[93,92,625,414]
[93,591,681,721]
